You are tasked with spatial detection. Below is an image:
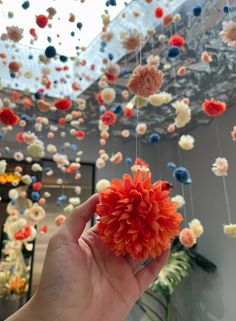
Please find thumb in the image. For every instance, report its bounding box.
[61,194,99,242]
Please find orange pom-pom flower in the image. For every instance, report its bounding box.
[54,98,72,111]
[202,99,226,117]
[96,172,183,259]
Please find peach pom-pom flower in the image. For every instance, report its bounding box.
[179,228,196,248]
[128,64,164,98]
[231,126,236,142]
[220,21,236,48]
[96,172,183,259]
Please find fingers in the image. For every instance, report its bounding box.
[135,249,170,295]
[61,194,99,242]
[126,256,146,273]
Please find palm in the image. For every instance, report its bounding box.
[34,195,169,321]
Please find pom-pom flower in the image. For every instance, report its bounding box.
[136,122,147,135]
[224,224,236,238]
[110,152,123,164]
[154,7,164,18]
[26,205,46,224]
[121,30,144,52]
[101,87,116,104]
[168,35,185,47]
[171,194,185,209]
[104,63,120,82]
[100,111,117,126]
[55,215,66,226]
[6,26,24,42]
[212,157,228,176]
[96,172,183,259]
[0,108,19,125]
[219,21,236,47]
[36,15,48,28]
[202,99,226,117]
[0,160,7,174]
[172,101,191,128]
[128,64,164,97]
[54,98,72,111]
[163,14,174,27]
[179,228,196,248]
[96,179,110,192]
[231,126,236,142]
[201,51,212,64]
[189,219,204,238]
[178,134,195,151]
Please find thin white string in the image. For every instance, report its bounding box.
[135,34,142,160]
[158,144,162,179]
[215,119,232,224]
[177,145,187,226]
[189,184,194,220]
[226,0,232,21]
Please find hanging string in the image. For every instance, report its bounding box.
[188,184,194,220]
[158,144,162,179]
[226,0,233,22]
[135,34,142,160]
[214,118,232,224]
[177,143,187,226]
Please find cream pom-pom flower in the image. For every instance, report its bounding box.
[172,100,191,128]
[171,194,185,209]
[136,122,147,135]
[96,179,110,192]
[25,206,46,224]
[224,224,236,238]
[101,87,116,104]
[189,219,204,238]
[21,175,32,185]
[8,189,19,200]
[178,134,195,151]
[69,197,81,206]
[146,54,160,68]
[0,160,7,174]
[27,140,45,158]
[212,157,228,176]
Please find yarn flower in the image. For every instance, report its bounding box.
[110,152,123,164]
[100,111,117,126]
[172,101,191,128]
[189,219,204,238]
[224,224,236,238]
[128,64,164,97]
[178,134,195,151]
[179,228,196,248]
[96,172,183,259]
[219,21,236,47]
[101,88,116,104]
[201,51,212,64]
[0,160,7,174]
[0,108,19,125]
[26,205,46,224]
[212,157,228,176]
[168,35,185,47]
[54,98,72,111]
[121,30,144,52]
[231,126,236,142]
[104,63,120,82]
[6,26,24,42]
[96,179,110,192]
[36,15,48,28]
[27,140,45,158]
[171,194,185,209]
[202,99,226,117]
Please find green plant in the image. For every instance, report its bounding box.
[136,239,217,321]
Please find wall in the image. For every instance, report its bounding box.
[1,107,236,320]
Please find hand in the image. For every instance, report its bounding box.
[7,194,169,321]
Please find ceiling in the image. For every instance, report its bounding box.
[0,0,235,142]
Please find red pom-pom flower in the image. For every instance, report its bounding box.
[96,172,183,259]
[202,99,226,117]
[100,111,117,126]
[154,7,164,18]
[54,98,72,111]
[168,35,185,47]
[0,108,19,125]
[36,15,48,28]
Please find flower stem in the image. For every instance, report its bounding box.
[145,290,167,311]
[137,300,165,321]
[165,296,172,321]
